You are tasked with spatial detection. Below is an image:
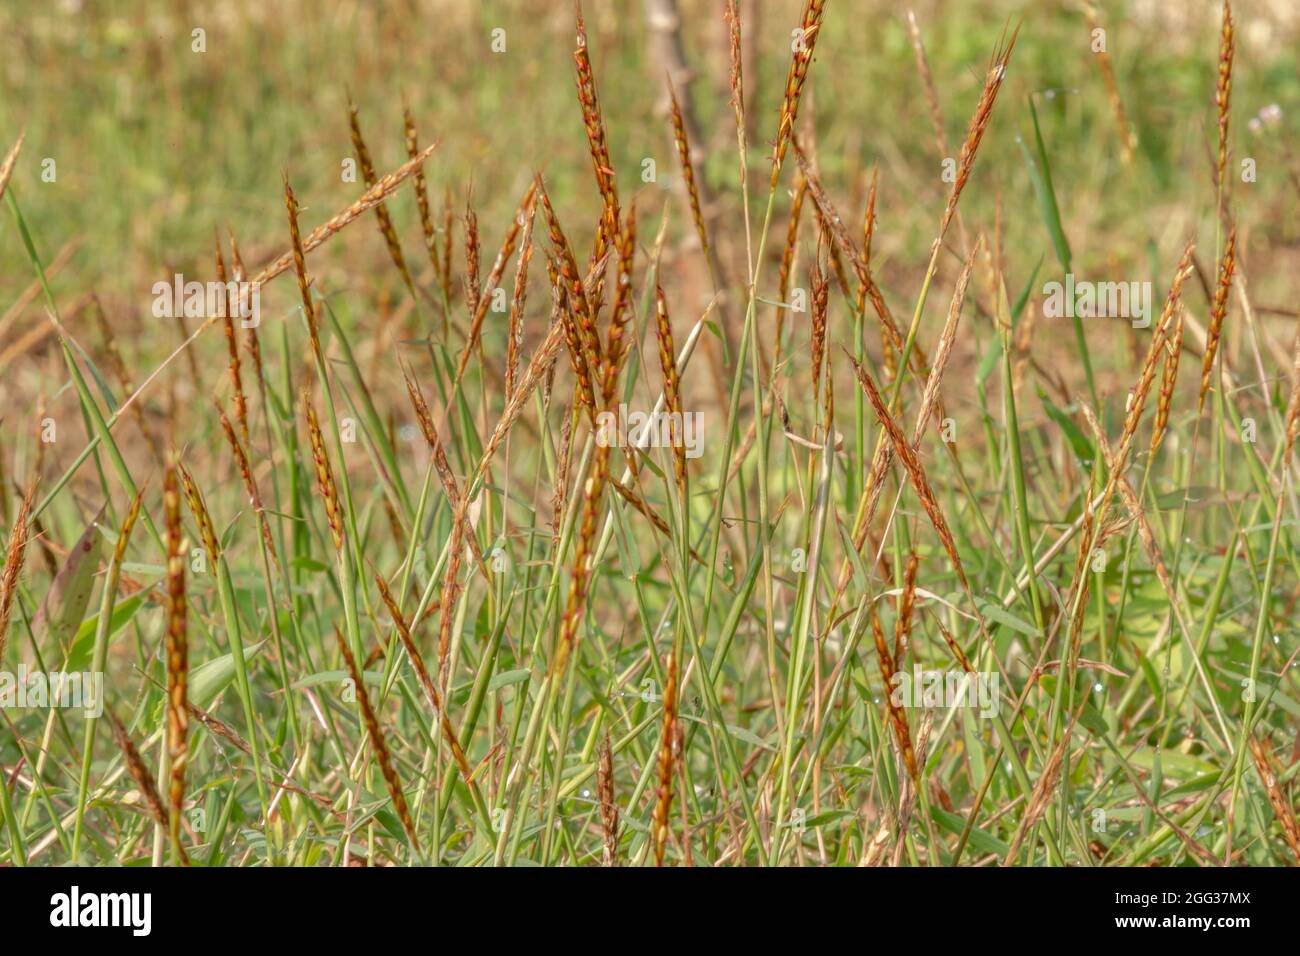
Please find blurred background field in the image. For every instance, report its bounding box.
[2,1,1299,385]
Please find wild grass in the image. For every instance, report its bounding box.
[1,0,1299,867]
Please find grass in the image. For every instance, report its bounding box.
[0,0,1299,867]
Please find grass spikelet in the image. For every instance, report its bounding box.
[597,731,619,866]
[373,572,472,783]
[553,443,609,677]
[464,202,481,318]
[104,709,169,828]
[653,280,685,493]
[435,505,466,691]
[335,627,420,853]
[455,182,537,384]
[347,99,415,294]
[906,11,950,163]
[440,186,455,306]
[178,462,219,562]
[666,77,708,256]
[216,404,278,569]
[1117,243,1194,465]
[850,354,966,591]
[213,235,249,444]
[774,173,807,368]
[284,174,322,367]
[1149,307,1185,460]
[163,461,190,865]
[939,25,1018,238]
[771,0,827,189]
[809,242,829,401]
[227,230,270,408]
[651,649,678,866]
[724,0,745,139]
[894,550,919,663]
[573,1,619,240]
[1003,717,1073,863]
[870,608,918,784]
[601,204,637,403]
[302,392,344,552]
[0,478,37,665]
[506,197,538,402]
[539,181,602,414]
[404,105,443,289]
[1214,0,1234,218]
[1082,0,1135,164]
[1197,224,1236,412]
[1248,735,1300,864]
